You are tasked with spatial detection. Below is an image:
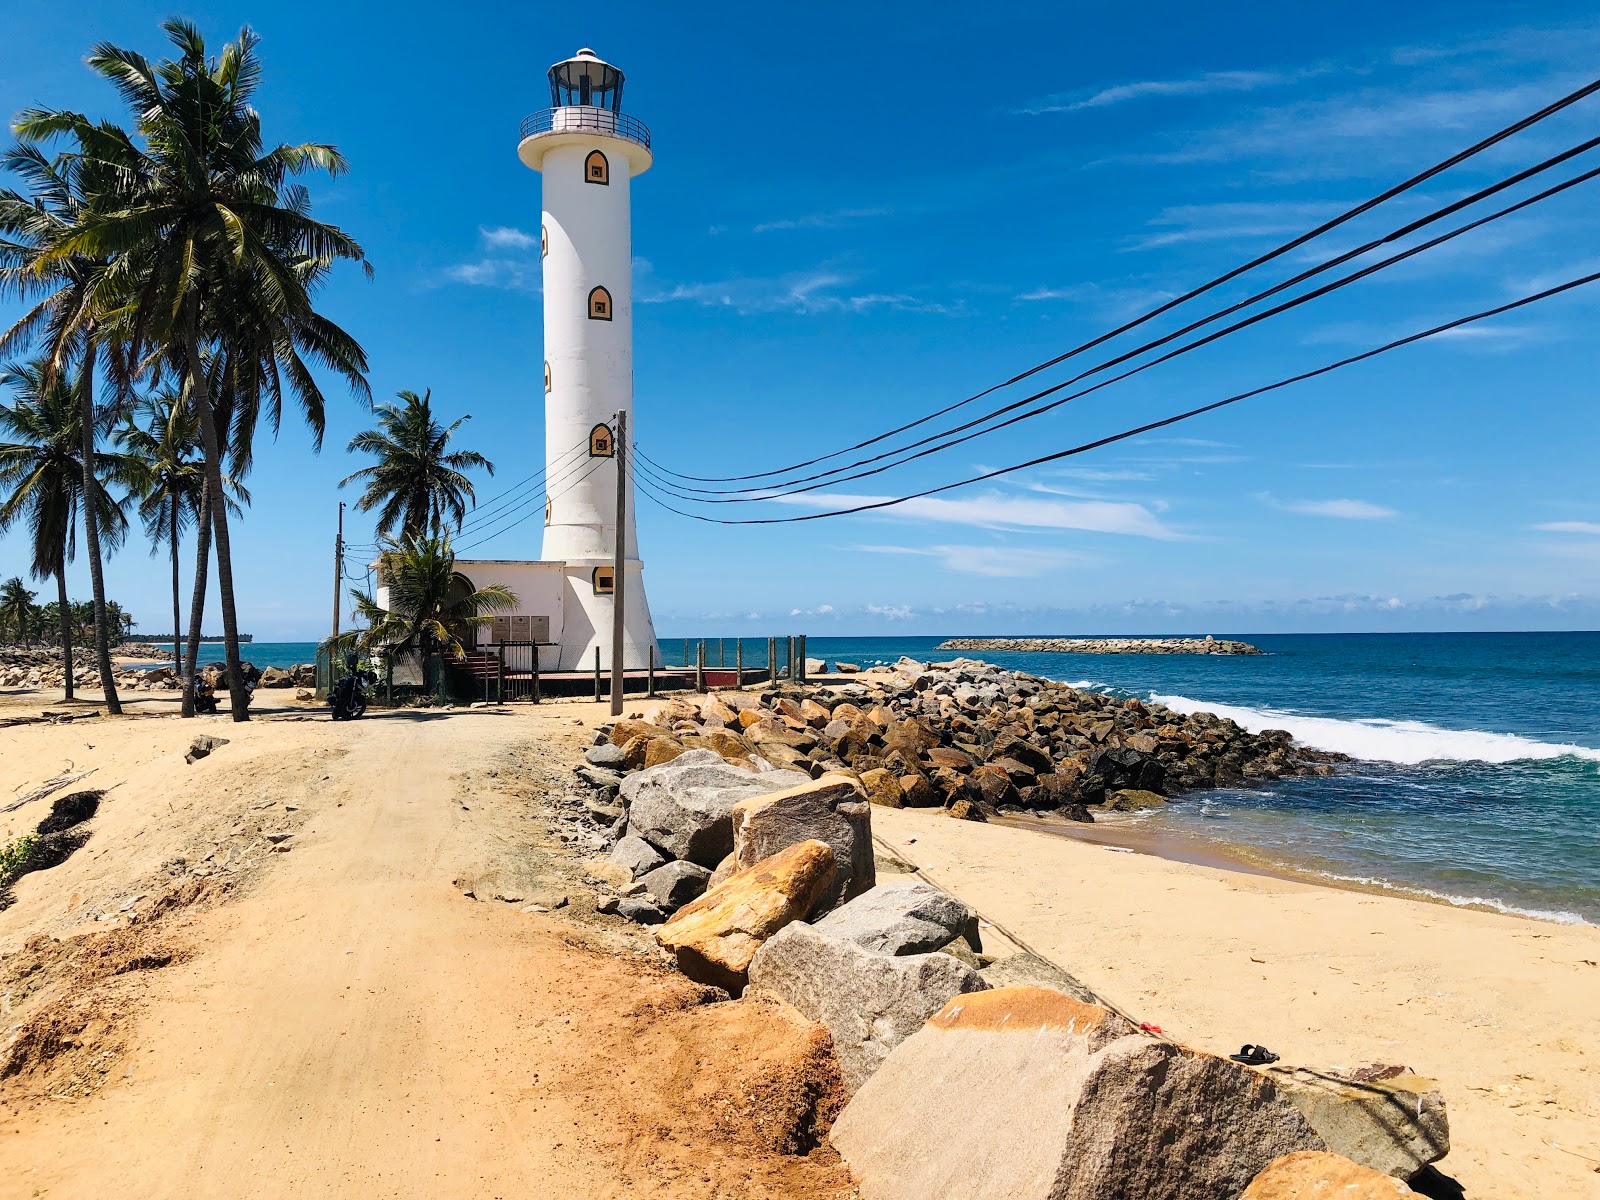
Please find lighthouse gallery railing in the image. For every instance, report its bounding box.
[518,107,651,150]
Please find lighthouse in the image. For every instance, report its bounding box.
[516,48,661,672]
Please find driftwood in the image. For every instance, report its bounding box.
[3,763,98,812]
[0,709,102,729]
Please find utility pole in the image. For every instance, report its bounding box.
[610,412,627,717]
[331,501,344,662]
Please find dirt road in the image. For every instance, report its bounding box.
[0,696,851,1199]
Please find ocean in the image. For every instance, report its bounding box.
[216,632,1600,925]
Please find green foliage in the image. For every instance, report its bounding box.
[0,834,35,882]
[340,389,494,539]
[336,531,515,661]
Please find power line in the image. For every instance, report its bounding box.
[453,435,590,536]
[640,159,1600,506]
[644,139,1600,500]
[643,73,1600,486]
[630,269,1600,525]
[454,452,614,553]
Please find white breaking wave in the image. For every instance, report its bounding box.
[1147,692,1600,766]
[1310,871,1592,926]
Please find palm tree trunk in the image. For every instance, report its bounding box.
[170,503,182,671]
[183,305,248,722]
[182,480,212,718]
[55,564,73,701]
[76,342,121,715]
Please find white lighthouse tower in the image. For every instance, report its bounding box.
[517,48,661,672]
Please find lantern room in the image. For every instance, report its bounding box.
[548,48,624,111]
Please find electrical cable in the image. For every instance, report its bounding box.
[629,268,1600,524]
[453,435,591,536]
[451,442,596,544]
[454,453,615,552]
[641,73,1600,485]
[644,140,1600,499]
[637,160,1600,505]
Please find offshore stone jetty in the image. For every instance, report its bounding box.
[936,636,1263,656]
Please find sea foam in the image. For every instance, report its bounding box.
[1148,692,1600,766]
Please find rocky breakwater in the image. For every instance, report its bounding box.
[937,635,1263,655]
[0,645,313,695]
[559,718,1449,1196]
[572,658,1345,835]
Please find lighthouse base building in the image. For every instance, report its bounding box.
[392,47,662,676]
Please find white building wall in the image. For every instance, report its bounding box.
[533,123,660,671]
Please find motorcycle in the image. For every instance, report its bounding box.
[328,653,377,721]
[190,673,255,715]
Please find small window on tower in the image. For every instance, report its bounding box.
[541,224,548,257]
[589,422,615,457]
[588,286,612,321]
[544,498,552,526]
[585,150,609,185]
[543,361,551,393]
[592,566,615,595]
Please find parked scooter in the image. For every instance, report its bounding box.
[328,652,377,721]
[190,672,254,715]
[190,674,219,715]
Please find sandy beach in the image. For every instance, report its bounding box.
[871,804,1600,1200]
[2,679,1597,1198]
[0,688,852,1198]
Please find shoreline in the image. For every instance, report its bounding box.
[999,808,1596,927]
[871,803,1600,1199]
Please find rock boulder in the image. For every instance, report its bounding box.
[747,922,989,1094]
[811,880,972,956]
[1266,1066,1449,1181]
[622,750,808,867]
[1240,1151,1416,1198]
[829,985,1323,1200]
[730,772,874,911]
[654,839,837,994]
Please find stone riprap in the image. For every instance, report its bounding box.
[747,921,990,1094]
[829,985,1324,1200]
[936,636,1262,655]
[811,880,973,956]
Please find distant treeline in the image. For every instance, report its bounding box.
[123,633,253,643]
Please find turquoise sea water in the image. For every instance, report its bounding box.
[217,632,1600,924]
[802,632,1600,926]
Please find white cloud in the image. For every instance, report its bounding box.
[1533,521,1600,534]
[865,604,914,620]
[638,265,952,316]
[1126,200,1351,251]
[772,490,1182,538]
[752,207,891,233]
[438,227,543,292]
[1016,68,1328,116]
[851,543,1086,577]
[1257,493,1398,519]
[479,226,537,249]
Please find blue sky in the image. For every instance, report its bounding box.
[3,0,1599,639]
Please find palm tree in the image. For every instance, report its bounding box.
[0,141,131,713]
[344,532,514,663]
[0,359,125,698]
[119,389,246,669]
[341,390,494,538]
[23,20,371,721]
[0,576,36,645]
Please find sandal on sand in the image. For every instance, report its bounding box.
[1230,1044,1280,1066]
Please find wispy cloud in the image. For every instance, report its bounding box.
[1532,521,1600,534]
[479,225,537,250]
[1256,492,1398,519]
[851,543,1088,577]
[752,207,891,234]
[1126,200,1351,251]
[1015,67,1331,116]
[638,264,952,316]
[771,490,1182,537]
[438,227,542,293]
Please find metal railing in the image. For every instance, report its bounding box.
[518,107,651,150]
